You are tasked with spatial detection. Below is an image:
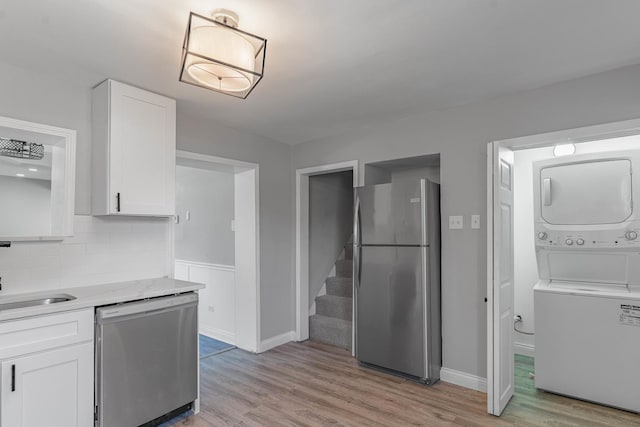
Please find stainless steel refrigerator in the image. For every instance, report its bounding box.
[354,178,441,384]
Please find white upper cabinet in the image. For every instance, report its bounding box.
[92,79,176,216]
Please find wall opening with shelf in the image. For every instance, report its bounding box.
[173,151,260,353]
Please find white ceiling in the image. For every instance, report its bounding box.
[2,0,640,145]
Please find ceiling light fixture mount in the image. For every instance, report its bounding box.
[179,9,267,99]
[211,9,239,28]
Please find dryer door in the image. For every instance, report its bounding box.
[540,159,632,225]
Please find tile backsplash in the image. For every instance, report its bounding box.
[0,215,172,295]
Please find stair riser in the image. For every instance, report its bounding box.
[309,320,352,350]
[335,260,353,278]
[344,245,353,260]
[326,279,353,297]
[316,297,352,321]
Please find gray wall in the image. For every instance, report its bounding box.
[0,176,51,236]
[0,59,294,343]
[175,165,235,266]
[292,62,640,379]
[391,166,440,185]
[177,112,293,341]
[308,171,353,306]
[6,56,640,365]
[0,61,92,214]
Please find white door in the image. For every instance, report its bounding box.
[110,81,176,215]
[1,343,93,427]
[487,142,515,415]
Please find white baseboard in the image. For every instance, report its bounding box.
[259,331,295,353]
[514,342,535,358]
[200,326,235,346]
[440,368,487,392]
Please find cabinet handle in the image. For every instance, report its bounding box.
[11,364,15,392]
[116,192,121,212]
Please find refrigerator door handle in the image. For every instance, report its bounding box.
[354,195,362,287]
[357,244,362,285]
[420,179,427,247]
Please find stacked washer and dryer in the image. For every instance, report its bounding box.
[532,150,640,413]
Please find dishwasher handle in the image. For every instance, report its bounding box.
[96,293,198,324]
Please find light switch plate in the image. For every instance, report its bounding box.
[471,215,481,229]
[449,215,463,229]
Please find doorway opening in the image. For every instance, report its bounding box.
[487,118,640,418]
[172,150,260,354]
[295,161,359,351]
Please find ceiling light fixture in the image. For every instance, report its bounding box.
[179,9,267,99]
[28,168,38,172]
[15,173,25,177]
[0,138,44,160]
[553,143,576,157]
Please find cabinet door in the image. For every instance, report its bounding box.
[1,342,93,427]
[110,81,176,215]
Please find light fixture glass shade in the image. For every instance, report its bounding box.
[553,143,576,157]
[180,12,266,99]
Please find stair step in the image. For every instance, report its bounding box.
[309,315,352,350]
[335,259,353,278]
[316,295,352,321]
[326,276,353,297]
[344,245,353,260]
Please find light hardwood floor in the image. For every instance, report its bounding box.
[178,341,640,426]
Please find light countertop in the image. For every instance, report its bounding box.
[0,277,204,322]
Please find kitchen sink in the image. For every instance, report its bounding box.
[0,294,76,311]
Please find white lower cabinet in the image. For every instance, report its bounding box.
[0,309,94,427]
[1,343,93,427]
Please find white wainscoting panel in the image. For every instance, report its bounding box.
[175,260,236,345]
[0,215,171,294]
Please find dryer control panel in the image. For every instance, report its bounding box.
[535,227,640,249]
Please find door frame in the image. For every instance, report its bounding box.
[172,150,261,353]
[486,117,640,415]
[295,160,359,351]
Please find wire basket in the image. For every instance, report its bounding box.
[0,138,44,160]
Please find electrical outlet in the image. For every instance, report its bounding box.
[449,215,463,229]
[231,219,236,232]
[208,305,215,313]
[471,215,481,229]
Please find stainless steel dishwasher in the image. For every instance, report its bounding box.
[95,293,198,427]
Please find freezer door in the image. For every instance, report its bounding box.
[356,246,426,378]
[538,159,632,225]
[357,180,424,245]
